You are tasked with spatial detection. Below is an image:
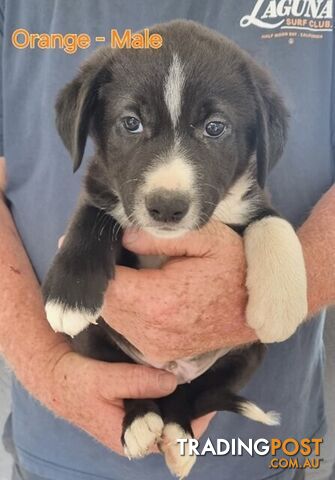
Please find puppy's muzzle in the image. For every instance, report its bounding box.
[145,189,190,224]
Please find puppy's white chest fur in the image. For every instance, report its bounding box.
[115,334,232,384]
[146,348,233,384]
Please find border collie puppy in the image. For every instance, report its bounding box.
[43,20,307,478]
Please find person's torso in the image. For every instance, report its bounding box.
[1,1,334,479]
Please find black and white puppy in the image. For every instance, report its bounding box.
[43,20,307,478]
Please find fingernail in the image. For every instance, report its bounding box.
[58,235,65,249]
[123,228,139,245]
[158,373,177,393]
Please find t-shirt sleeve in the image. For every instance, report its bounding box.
[0,0,4,156]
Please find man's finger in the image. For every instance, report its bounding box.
[99,362,177,400]
[122,225,232,258]
[58,235,65,248]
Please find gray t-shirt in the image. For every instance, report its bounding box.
[0,1,334,479]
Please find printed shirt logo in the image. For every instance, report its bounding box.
[240,0,333,40]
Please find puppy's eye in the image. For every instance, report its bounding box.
[204,121,229,138]
[122,116,143,133]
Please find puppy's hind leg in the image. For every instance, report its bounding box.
[158,385,196,479]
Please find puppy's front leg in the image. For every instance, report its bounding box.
[43,202,118,337]
[244,213,308,343]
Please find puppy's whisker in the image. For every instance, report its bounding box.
[119,178,139,188]
[111,221,117,242]
[127,212,140,228]
[98,214,113,240]
[114,223,123,241]
[93,209,109,237]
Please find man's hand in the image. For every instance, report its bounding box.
[39,349,180,454]
[32,344,214,454]
[102,223,256,363]
[103,185,335,363]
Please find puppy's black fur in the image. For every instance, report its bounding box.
[42,20,303,475]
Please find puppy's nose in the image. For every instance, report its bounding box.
[145,190,190,223]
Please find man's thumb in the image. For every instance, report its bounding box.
[108,363,177,399]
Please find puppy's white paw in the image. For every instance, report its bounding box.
[123,412,164,459]
[244,217,308,343]
[45,301,98,337]
[160,423,196,479]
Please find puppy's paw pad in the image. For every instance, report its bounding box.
[160,423,196,479]
[45,301,99,337]
[123,412,164,459]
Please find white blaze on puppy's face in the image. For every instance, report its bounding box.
[164,54,185,128]
[144,156,194,192]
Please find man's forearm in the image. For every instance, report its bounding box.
[0,195,71,396]
[299,184,335,316]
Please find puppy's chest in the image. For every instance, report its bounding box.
[133,347,232,384]
[114,330,232,384]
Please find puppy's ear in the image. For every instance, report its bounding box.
[55,51,111,172]
[252,67,289,188]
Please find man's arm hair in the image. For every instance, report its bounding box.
[299,184,335,316]
[0,156,70,396]
[0,156,6,195]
